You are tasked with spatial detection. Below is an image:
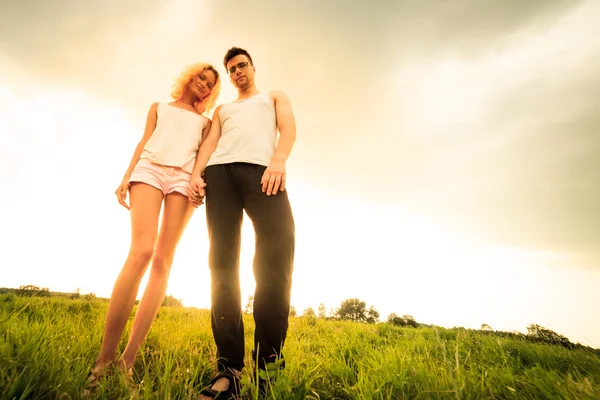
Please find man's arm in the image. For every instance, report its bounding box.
[201,118,212,143]
[188,106,223,206]
[272,90,297,163]
[191,105,223,178]
[262,90,297,195]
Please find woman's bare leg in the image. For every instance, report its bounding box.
[92,183,164,371]
[118,191,195,368]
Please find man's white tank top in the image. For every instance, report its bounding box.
[140,102,209,173]
[207,92,277,167]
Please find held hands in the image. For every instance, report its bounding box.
[261,159,286,196]
[188,174,207,208]
[115,180,131,210]
[186,158,286,206]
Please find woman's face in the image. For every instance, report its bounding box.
[189,68,217,101]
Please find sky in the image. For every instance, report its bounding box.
[1,0,599,347]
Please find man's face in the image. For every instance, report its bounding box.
[226,54,254,90]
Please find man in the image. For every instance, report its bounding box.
[189,47,296,398]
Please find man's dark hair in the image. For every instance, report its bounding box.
[223,47,253,69]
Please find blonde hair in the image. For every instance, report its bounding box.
[170,62,221,115]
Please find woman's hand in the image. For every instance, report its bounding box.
[115,180,131,210]
[188,175,206,208]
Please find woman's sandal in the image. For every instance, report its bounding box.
[114,359,137,391]
[82,365,137,397]
[124,367,138,390]
[199,370,241,399]
[82,367,106,397]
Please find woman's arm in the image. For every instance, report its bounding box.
[120,102,159,182]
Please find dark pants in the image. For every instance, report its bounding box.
[204,162,295,372]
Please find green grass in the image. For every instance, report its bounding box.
[0,293,599,399]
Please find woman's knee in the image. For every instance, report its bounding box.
[150,252,174,275]
[128,245,154,268]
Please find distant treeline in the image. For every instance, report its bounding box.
[0,286,181,307]
[2,286,597,354]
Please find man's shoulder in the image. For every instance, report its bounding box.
[268,90,288,99]
[213,103,226,118]
[268,91,291,108]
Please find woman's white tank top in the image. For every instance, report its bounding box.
[140,102,209,173]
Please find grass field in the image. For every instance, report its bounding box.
[1,293,599,399]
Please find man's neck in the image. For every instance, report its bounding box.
[236,85,259,101]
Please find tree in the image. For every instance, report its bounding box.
[386,312,419,327]
[481,324,493,331]
[387,312,406,326]
[303,307,316,318]
[402,314,419,328]
[366,306,380,324]
[17,285,40,295]
[19,285,40,292]
[162,294,183,307]
[334,298,373,323]
[244,295,254,315]
[317,303,327,318]
[17,285,50,297]
[526,324,574,349]
[70,288,81,299]
[289,306,297,317]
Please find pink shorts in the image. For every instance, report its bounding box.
[129,158,191,196]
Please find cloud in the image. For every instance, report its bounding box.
[289,1,600,258]
[0,0,216,107]
[395,4,600,254]
[0,0,162,71]
[2,0,598,260]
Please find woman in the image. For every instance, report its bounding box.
[84,62,220,391]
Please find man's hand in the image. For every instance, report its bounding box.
[261,159,286,196]
[188,175,207,207]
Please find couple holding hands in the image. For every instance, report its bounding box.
[86,46,296,399]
